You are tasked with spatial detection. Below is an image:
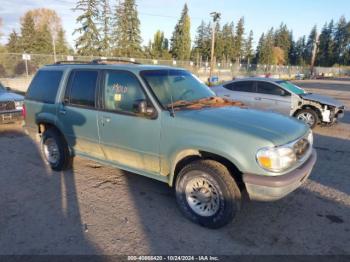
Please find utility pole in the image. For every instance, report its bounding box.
[310,33,319,77]
[52,37,57,63]
[209,12,221,83]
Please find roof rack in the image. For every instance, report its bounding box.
[54,60,90,65]
[90,58,141,65]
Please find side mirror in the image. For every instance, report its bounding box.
[62,97,69,105]
[5,86,11,91]
[138,100,155,116]
[280,90,288,96]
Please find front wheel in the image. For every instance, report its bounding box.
[175,160,241,228]
[295,109,319,129]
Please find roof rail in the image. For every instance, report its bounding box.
[90,58,141,65]
[54,60,90,65]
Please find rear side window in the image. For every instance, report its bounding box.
[66,70,98,107]
[224,81,255,92]
[26,70,63,103]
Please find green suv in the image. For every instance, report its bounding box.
[24,60,317,228]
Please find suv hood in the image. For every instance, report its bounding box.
[176,107,308,145]
[300,93,344,108]
[0,91,24,101]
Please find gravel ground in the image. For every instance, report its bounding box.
[0,79,349,255]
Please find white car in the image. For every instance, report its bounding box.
[211,77,345,128]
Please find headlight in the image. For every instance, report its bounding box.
[15,101,23,109]
[256,146,297,172]
[257,131,313,172]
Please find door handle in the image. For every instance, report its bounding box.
[101,116,111,126]
[224,94,230,97]
[59,109,66,115]
[255,97,262,101]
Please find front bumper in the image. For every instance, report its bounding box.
[243,149,317,201]
[0,110,23,123]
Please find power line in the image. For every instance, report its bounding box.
[138,12,202,21]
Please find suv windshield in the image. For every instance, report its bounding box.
[277,80,306,95]
[141,69,214,108]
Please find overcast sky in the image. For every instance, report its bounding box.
[1,0,350,50]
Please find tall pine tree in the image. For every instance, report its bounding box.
[73,0,101,56]
[20,13,37,53]
[274,23,291,64]
[193,20,211,61]
[244,30,254,64]
[221,22,235,62]
[233,17,245,62]
[333,16,349,65]
[112,0,142,57]
[7,30,21,53]
[100,0,112,56]
[171,4,191,60]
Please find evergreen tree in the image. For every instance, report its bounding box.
[258,28,274,65]
[112,0,142,57]
[150,30,170,58]
[254,33,265,64]
[317,22,335,66]
[100,0,112,55]
[333,16,349,65]
[214,22,224,61]
[221,22,235,62]
[34,23,53,53]
[274,23,291,64]
[295,36,307,65]
[233,17,245,62]
[193,20,211,61]
[163,38,169,51]
[7,30,21,53]
[73,0,101,56]
[244,30,254,64]
[171,4,191,60]
[56,29,69,54]
[288,31,297,65]
[20,13,37,52]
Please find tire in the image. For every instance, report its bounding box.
[175,159,241,229]
[295,109,319,129]
[41,128,72,171]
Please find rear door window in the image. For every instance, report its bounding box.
[224,81,255,92]
[26,70,63,103]
[66,70,99,108]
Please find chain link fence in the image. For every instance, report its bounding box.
[0,52,348,93]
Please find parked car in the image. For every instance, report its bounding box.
[212,77,345,128]
[0,82,24,123]
[24,60,316,228]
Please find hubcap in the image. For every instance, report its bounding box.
[43,138,59,164]
[297,112,315,126]
[185,176,221,217]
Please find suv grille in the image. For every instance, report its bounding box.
[293,138,310,160]
[0,101,15,111]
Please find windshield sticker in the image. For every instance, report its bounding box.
[114,94,122,101]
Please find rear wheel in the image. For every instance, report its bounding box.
[295,109,319,129]
[41,128,72,171]
[175,159,241,228]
